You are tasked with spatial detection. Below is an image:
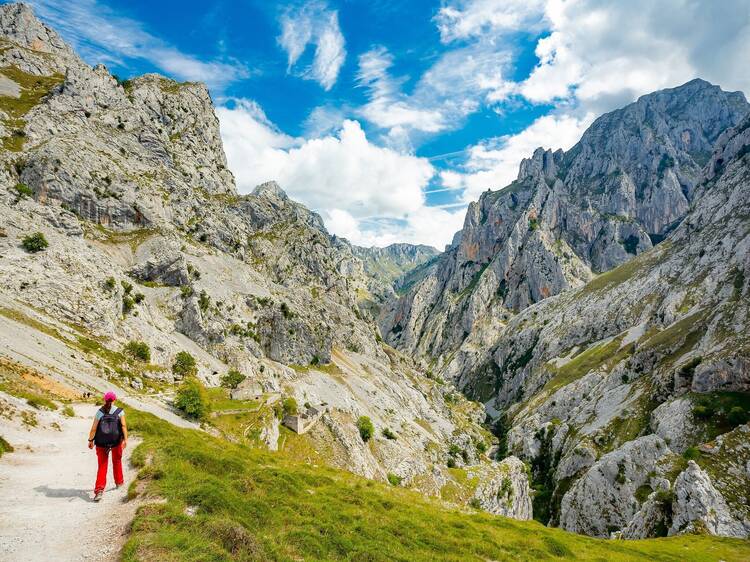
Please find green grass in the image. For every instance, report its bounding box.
[0,65,64,151]
[543,335,631,394]
[122,409,750,561]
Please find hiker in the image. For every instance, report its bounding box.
[87,391,128,502]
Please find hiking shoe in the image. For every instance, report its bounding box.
[93,492,103,502]
[115,484,124,489]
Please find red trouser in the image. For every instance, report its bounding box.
[94,443,123,493]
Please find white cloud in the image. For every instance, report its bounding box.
[444,112,594,201]
[278,2,346,91]
[435,0,547,42]
[355,44,513,140]
[218,101,460,247]
[28,0,249,92]
[520,0,750,111]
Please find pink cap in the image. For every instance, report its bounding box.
[104,391,117,402]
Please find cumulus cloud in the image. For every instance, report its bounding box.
[443,112,594,201]
[28,0,249,92]
[218,101,460,247]
[520,0,750,112]
[278,1,346,91]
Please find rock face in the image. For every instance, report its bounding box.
[0,3,535,520]
[382,80,748,371]
[471,456,533,520]
[670,461,748,537]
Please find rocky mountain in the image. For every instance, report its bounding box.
[382,80,749,369]
[350,242,439,311]
[0,2,531,516]
[384,78,750,537]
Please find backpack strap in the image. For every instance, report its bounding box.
[114,407,122,417]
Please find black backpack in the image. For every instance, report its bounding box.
[94,406,123,447]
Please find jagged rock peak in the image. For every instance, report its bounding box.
[0,3,74,58]
[252,181,289,201]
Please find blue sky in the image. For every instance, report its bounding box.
[20,0,750,248]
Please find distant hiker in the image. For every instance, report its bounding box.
[87,391,128,502]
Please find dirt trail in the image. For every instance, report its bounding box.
[0,404,140,561]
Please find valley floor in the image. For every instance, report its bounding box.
[0,403,138,561]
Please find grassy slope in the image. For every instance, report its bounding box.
[123,409,750,562]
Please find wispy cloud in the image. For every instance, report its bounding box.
[278,1,346,91]
[27,0,250,92]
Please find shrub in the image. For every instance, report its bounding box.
[172,351,197,379]
[104,277,116,290]
[124,340,150,362]
[692,404,713,420]
[133,292,145,304]
[727,406,748,426]
[280,302,293,319]
[180,285,194,298]
[469,498,482,509]
[448,444,461,457]
[447,457,456,468]
[221,369,246,389]
[387,473,402,486]
[14,182,33,198]
[199,290,211,312]
[121,280,133,294]
[683,446,700,461]
[21,232,48,253]
[122,296,135,315]
[282,397,298,417]
[62,405,75,417]
[174,377,210,419]
[357,416,374,442]
[382,428,397,440]
[476,440,488,454]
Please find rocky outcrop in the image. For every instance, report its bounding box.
[670,461,748,537]
[559,435,670,536]
[471,456,533,520]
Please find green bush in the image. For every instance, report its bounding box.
[199,290,211,312]
[181,285,194,299]
[62,405,75,417]
[221,369,246,389]
[21,232,48,253]
[124,340,151,362]
[283,397,298,417]
[14,182,33,198]
[382,428,397,440]
[133,292,145,304]
[172,351,197,379]
[121,280,133,294]
[104,277,116,290]
[174,377,210,420]
[387,473,402,486]
[727,406,748,426]
[0,435,13,458]
[469,498,482,509]
[475,440,487,454]
[683,446,700,461]
[357,416,374,442]
[692,404,713,420]
[122,295,135,314]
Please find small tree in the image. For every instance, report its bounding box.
[221,369,246,389]
[21,232,48,253]
[124,340,150,362]
[172,351,197,379]
[174,377,209,420]
[382,428,397,440]
[357,416,374,442]
[283,397,298,417]
[727,406,748,426]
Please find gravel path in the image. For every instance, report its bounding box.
[0,404,140,561]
